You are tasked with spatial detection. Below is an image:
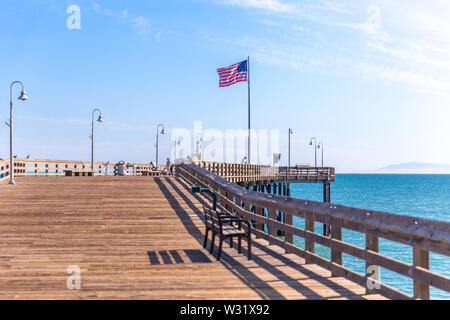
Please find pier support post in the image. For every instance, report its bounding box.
[323,181,331,236]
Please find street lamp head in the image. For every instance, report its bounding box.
[161,128,166,135]
[18,90,29,101]
[97,115,104,123]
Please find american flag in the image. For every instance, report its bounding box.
[217,60,248,87]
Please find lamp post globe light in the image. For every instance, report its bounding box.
[309,137,317,167]
[155,124,166,167]
[317,141,324,167]
[8,81,29,185]
[90,109,104,170]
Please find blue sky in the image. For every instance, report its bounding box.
[1,0,449,172]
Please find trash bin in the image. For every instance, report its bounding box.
[116,161,126,176]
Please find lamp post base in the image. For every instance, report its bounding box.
[9,180,16,186]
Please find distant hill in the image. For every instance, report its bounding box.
[375,162,450,174]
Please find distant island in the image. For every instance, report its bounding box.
[373,162,450,174]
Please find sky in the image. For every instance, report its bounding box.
[1,0,450,172]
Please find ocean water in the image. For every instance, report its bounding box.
[289,174,450,300]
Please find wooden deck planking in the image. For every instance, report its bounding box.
[0,176,386,300]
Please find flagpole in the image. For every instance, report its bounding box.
[247,56,251,164]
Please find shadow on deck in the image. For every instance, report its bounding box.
[154,177,382,300]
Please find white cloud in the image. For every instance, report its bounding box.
[292,24,308,32]
[220,0,296,13]
[120,10,129,19]
[209,0,450,95]
[91,3,152,36]
[133,16,149,28]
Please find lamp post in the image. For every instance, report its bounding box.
[196,135,203,161]
[309,137,317,167]
[317,141,324,167]
[90,109,104,169]
[155,124,166,167]
[174,137,182,161]
[288,128,293,168]
[7,81,29,185]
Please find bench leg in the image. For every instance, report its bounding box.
[203,228,209,248]
[229,237,233,248]
[247,233,251,260]
[238,237,242,254]
[217,237,223,261]
[210,232,216,254]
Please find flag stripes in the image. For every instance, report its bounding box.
[217,60,248,87]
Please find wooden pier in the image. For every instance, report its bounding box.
[0,158,449,300]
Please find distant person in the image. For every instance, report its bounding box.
[241,156,247,164]
[165,158,171,175]
[149,161,156,170]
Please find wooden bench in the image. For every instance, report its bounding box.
[138,170,161,176]
[64,169,94,177]
[203,206,251,261]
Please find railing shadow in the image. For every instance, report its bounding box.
[155,177,369,300]
[147,250,212,265]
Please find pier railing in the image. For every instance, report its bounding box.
[0,158,157,181]
[196,161,335,183]
[177,162,450,300]
[0,159,9,183]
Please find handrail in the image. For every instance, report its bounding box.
[176,162,450,300]
[0,158,10,183]
[0,158,158,178]
[195,161,335,183]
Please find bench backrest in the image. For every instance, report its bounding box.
[204,206,228,233]
[203,206,214,230]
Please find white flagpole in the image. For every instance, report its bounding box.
[247,56,251,164]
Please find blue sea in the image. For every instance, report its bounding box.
[289,174,450,300]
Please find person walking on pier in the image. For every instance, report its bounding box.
[164,158,172,175]
[241,156,248,164]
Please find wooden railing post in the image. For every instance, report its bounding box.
[413,248,430,300]
[305,217,315,263]
[268,208,277,237]
[365,235,379,294]
[284,212,293,253]
[253,186,264,238]
[331,224,342,276]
